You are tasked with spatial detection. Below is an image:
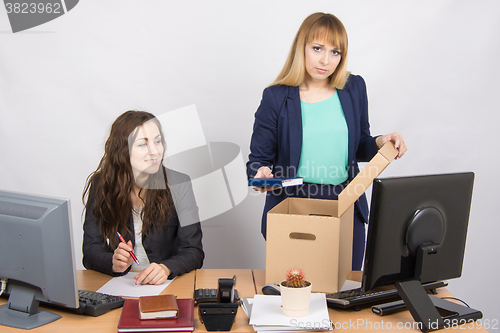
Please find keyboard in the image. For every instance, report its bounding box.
[75,290,125,316]
[326,281,447,308]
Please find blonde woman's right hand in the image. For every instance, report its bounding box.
[253,166,275,193]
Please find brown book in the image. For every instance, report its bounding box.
[138,294,179,320]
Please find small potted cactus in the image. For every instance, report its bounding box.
[280,268,312,317]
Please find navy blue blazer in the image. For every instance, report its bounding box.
[247,74,379,237]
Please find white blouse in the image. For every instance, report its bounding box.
[130,207,150,270]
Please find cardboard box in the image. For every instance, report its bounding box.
[265,143,398,293]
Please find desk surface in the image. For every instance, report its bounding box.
[0,269,488,332]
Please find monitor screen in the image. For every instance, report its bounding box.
[0,190,78,330]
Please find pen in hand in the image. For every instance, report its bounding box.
[116,232,140,266]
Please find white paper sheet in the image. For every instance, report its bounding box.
[96,272,175,297]
[249,293,332,331]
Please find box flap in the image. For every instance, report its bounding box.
[337,142,398,216]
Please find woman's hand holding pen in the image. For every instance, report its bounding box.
[112,241,171,285]
[253,166,275,193]
[112,240,134,273]
[111,231,171,284]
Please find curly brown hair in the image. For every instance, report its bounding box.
[83,110,174,249]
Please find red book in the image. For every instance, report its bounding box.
[117,298,194,332]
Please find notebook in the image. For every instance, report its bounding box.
[139,294,179,319]
[117,298,194,332]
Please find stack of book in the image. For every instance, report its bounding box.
[247,293,332,332]
[117,295,194,332]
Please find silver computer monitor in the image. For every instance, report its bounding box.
[0,190,79,330]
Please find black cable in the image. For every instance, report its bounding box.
[441,296,470,308]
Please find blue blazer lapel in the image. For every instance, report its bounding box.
[337,89,355,170]
[287,86,302,177]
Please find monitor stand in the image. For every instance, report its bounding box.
[0,284,61,330]
[398,230,483,332]
[396,280,482,332]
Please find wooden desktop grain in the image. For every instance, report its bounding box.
[0,269,488,332]
[0,270,195,333]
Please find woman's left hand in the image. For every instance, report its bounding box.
[376,132,407,159]
[134,263,171,285]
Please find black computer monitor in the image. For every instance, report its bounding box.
[0,190,79,330]
[362,172,482,332]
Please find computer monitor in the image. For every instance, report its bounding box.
[0,190,79,330]
[362,172,482,332]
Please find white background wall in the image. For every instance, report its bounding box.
[1,0,499,328]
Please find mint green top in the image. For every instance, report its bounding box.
[296,92,349,185]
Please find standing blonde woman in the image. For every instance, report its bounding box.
[247,12,406,270]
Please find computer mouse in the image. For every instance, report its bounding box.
[262,283,281,295]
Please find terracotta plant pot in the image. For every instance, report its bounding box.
[279,281,312,317]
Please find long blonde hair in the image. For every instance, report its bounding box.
[271,12,350,89]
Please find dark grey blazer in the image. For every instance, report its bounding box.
[82,168,204,278]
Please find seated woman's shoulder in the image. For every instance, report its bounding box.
[165,167,191,186]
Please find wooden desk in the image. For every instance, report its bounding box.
[0,269,488,332]
[0,270,196,333]
[253,269,487,333]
